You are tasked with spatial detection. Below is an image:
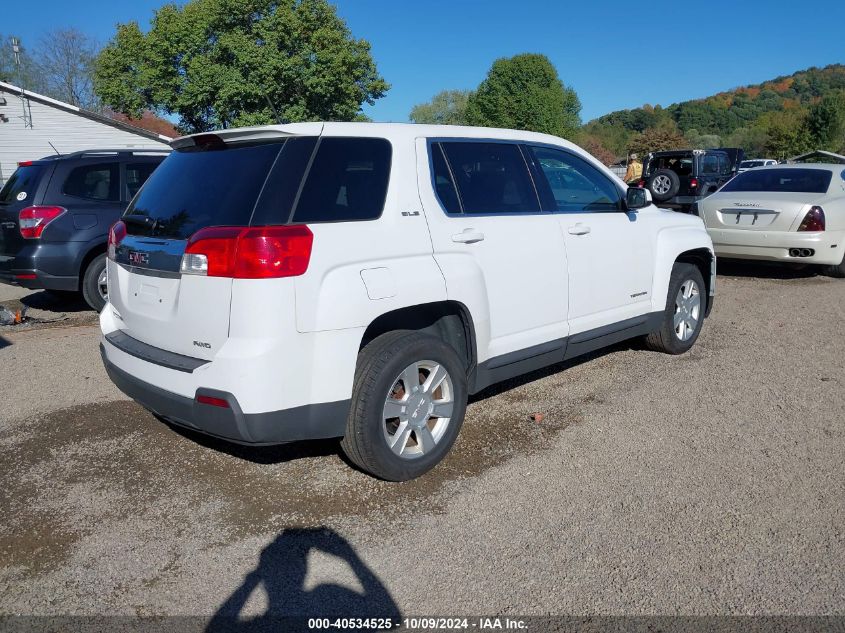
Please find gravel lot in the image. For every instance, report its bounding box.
[1,262,843,621]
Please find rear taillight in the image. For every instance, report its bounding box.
[181,225,314,279]
[798,206,825,232]
[107,220,127,260]
[689,178,698,189]
[637,179,646,188]
[19,206,65,239]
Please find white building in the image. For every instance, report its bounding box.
[0,81,172,185]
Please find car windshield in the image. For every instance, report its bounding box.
[740,161,764,168]
[721,168,832,193]
[0,164,46,204]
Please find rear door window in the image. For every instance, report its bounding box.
[430,143,461,214]
[701,155,719,175]
[290,137,392,223]
[0,164,46,204]
[439,142,539,214]
[63,163,120,201]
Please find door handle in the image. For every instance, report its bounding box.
[567,224,591,236]
[452,228,485,244]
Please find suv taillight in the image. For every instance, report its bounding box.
[19,206,65,239]
[636,179,646,188]
[180,225,314,279]
[108,220,127,260]
[798,206,825,232]
[689,178,699,189]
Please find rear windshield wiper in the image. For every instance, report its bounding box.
[123,214,160,232]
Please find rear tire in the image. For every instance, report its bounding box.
[644,263,706,355]
[81,254,108,312]
[822,252,845,278]
[340,330,468,481]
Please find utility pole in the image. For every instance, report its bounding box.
[11,37,33,128]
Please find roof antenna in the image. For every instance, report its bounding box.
[47,141,60,155]
[264,93,286,125]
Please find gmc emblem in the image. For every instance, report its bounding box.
[128,251,149,266]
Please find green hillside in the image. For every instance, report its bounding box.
[582,64,845,160]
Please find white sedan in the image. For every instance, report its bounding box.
[698,163,845,277]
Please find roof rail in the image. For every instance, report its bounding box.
[50,148,172,160]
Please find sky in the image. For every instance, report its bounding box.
[3,0,845,123]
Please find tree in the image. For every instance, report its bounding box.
[409,89,472,125]
[0,34,45,92]
[803,92,845,152]
[38,28,100,109]
[760,110,811,159]
[464,53,581,138]
[577,134,616,166]
[627,124,687,156]
[93,0,389,133]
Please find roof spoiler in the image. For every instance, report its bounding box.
[170,123,324,149]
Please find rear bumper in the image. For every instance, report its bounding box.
[709,228,845,265]
[0,241,86,291]
[101,343,349,445]
[0,268,78,291]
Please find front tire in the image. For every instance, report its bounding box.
[341,331,468,481]
[644,263,706,355]
[81,254,108,312]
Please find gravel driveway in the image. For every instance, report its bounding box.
[1,263,843,623]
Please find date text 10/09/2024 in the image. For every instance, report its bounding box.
[307,617,529,630]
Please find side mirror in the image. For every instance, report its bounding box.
[626,187,651,211]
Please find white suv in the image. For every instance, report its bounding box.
[100,123,715,480]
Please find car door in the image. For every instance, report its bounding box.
[525,144,655,336]
[416,139,569,364]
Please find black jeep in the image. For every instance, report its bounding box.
[0,149,167,310]
[637,148,744,213]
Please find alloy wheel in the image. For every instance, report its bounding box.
[382,360,454,459]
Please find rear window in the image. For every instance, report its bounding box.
[125,136,391,238]
[125,142,286,239]
[0,164,46,204]
[721,168,833,194]
[740,160,764,168]
[647,154,693,177]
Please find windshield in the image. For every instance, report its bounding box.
[740,161,764,168]
[0,165,46,204]
[721,168,832,193]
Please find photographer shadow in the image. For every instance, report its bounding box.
[207,527,401,632]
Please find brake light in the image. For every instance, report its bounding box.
[689,178,698,189]
[19,206,65,239]
[107,220,127,260]
[798,206,825,232]
[181,225,313,279]
[637,179,646,188]
[18,161,33,167]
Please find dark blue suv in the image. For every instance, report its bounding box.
[0,150,167,310]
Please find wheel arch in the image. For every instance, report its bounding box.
[73,240,108,291]
[674,247,715,316]
[359,300,477,375]
[652,226,715,316]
